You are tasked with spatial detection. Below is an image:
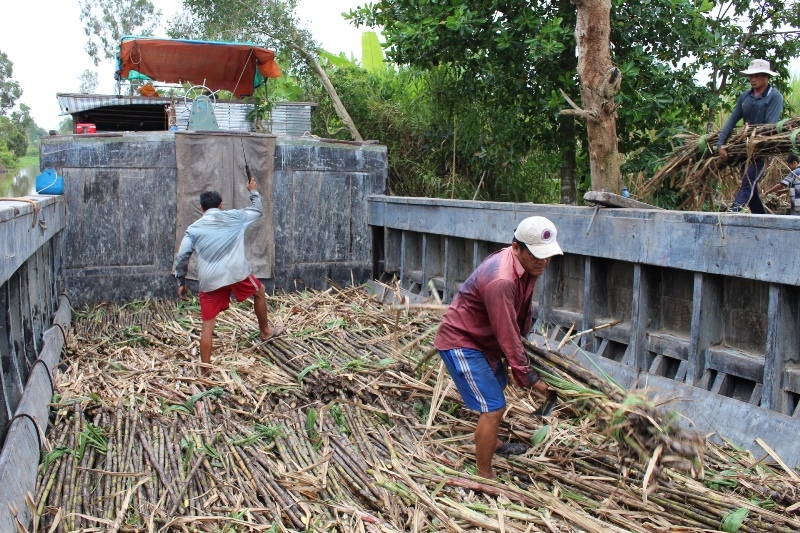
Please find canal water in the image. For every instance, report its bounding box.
[0,163,40,197]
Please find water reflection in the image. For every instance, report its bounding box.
[0,163,40,197]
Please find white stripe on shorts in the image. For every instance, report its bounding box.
[453,348,489,412]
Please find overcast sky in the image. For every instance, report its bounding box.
[0,2,797,131]
[0,0,367,130]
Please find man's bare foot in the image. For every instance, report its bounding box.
[259,324,284,341]
[477,468,496,480]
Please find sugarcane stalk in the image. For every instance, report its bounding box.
[136,424,179,507]
[252,457,307,529]
[65,406,81,531]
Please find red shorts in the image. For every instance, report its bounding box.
[199,274,263,321]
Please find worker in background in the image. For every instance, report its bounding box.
[174,178,282,375]
[717,59,784,213]
[434,216,562,479]
[764,153,800,215]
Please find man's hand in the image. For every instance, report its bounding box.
[247,178,258,192]
[718,147,728,161]
[521,369,549,397]
[531,379,549,396]
[178,285,191,300]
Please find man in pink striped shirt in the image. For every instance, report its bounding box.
[434,216,562,479]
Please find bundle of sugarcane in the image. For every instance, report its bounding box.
[523,339,705,500]
[34,287,800,532]
[637,117,800,211]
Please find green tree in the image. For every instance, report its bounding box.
[0,115,27,159]
[79,0,162,66]
[699,0,800,129]
[0,50,22,116]
[349,0,799,202]
[0,52,27,167]
[348,1,588,200]
[15,104,47,154]
[58,117,74,135]
[306,54,560,202]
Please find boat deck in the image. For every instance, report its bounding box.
[34,287,800,532]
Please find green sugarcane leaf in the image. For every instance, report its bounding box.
[306,408,318,436]
[184,386,225,412]
[298,363,322,383]
[721,508,749,532]
[531,425,551,447]
[40,446,71,473]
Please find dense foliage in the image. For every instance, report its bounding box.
[0,50,28,169]
[74,0,800,207]
[167,0,318,82]
[0,51,22,116]
[308,59,562,201]
[347,0,800,206]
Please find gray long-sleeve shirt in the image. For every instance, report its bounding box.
[717,85,784,148]
[174,191,263,292]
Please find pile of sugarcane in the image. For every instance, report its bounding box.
[637,118,800,211]
[33,286,800,532]
[524,340,706,498]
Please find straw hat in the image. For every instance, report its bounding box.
[741,59,778,77]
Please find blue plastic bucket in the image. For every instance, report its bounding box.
[35,168,64,195]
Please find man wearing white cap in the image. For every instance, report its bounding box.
[717,58,784,213]
[434,216,563,479]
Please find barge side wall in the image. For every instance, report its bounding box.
[368,196,800,467]
[0,195,70,530]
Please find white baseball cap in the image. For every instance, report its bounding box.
[514,216,563,259]
[741,59,778,77]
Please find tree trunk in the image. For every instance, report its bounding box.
[262,32,364,142]
[571,0,621,193]
[305,53,364,142]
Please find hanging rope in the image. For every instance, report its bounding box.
[232,48,255,98]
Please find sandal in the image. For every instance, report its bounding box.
[496,441,529,457]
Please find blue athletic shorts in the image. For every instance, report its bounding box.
[438,348,507,413]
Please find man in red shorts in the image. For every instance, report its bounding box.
[174,178,281,374]
[434,216,562,479]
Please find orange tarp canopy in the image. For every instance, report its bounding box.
[117,38,282,98]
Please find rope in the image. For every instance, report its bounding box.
[0,197,39,228]
[232,48,255,98]
[130,40,142,66]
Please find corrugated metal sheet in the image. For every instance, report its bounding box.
[271,103,314,136]
[56,93,314,135]
[174,102,313,135]
[175,101,254,131]
[177,102,314,135]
